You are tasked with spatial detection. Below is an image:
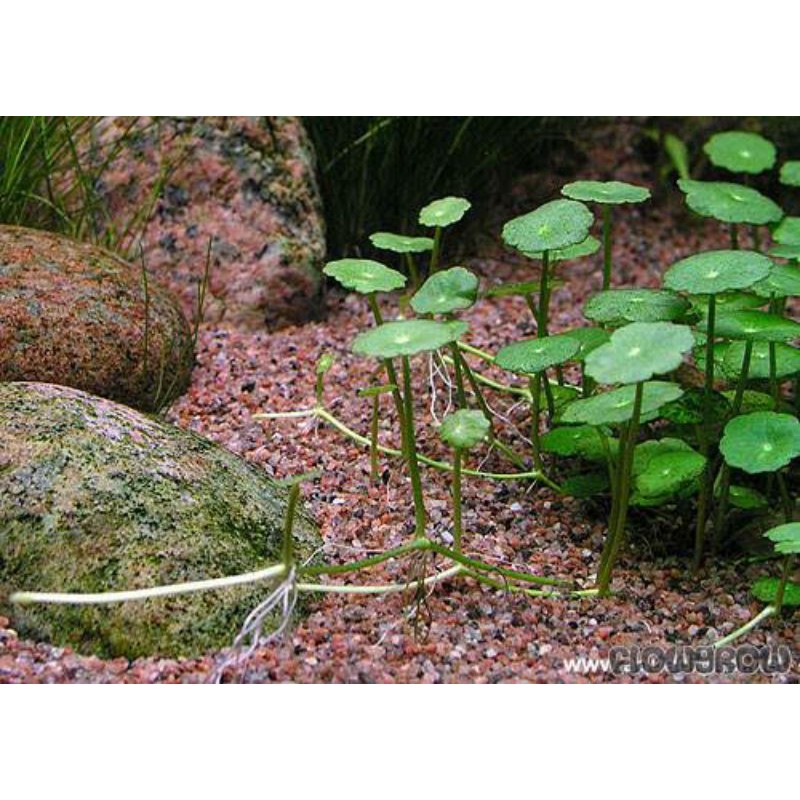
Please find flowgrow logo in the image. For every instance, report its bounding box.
[563,645,793,676]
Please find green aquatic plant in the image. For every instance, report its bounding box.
[663,249,773,567]
[502,199,593,340]
[779,161,800,187]
[353,319,468,536]
[704,131,776,175]
[418,196,471,273]
[369,231,433,290]
[439,409,490,552]
[581,322,693,595]
[561,180,651,289]
[584,288,690,326]
[677,179,782,248]
[495,334,580,468]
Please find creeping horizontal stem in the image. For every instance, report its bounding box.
[256,406,562,490]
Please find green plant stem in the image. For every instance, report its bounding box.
[367,293,408,453]
[430,227,442,273]
[445,351,530,399]
[452,448,464,552]
[401,355,427,537]
[597,423,626,583]
[713,605,776,648]
[773,556,793,615]
[457,352,525,468]
[427,542,570,587]
[712,339,753,547]
[301,538,431,577]
[693,293,717,572]
[597,381,643,596]
[281,483,300,567]
[752,225,761,252]
[369,394,380,482]
[260,406,563,489]
[730,224,739,250]
[450,342,468,407]
[404,252,420,290]
[602,205,613,290]
[529,376,544,472]
[457,342,495,363]
[537,250,551,337]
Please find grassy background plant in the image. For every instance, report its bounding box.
[305,116,590,258]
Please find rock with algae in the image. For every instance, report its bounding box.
[0,382,319,659]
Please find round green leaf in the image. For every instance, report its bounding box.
[664,250,772,295]
[661,387,731,426]
[540,425,617,461]
[635,449,706,498]
[779,161,800,187]
[584,289,690,325]
[358,383,397,398]
[724,484,768,511]
[502,199,594,254]
[705,310,800,342]
[722,341,800,379]
[369,232,434,254]
[352,319,467,359]
[562,472,609,498]
[632,437,693,473]
[771,216,800,246]
[418,196,471,228]
[585,322,694,385]
[495,334,579,376]
[769,242,800,261]
[752,264,800,298]
[564,327,611,361]
[439,409,490,450]
[524,235,601,262]
[703,131,776,175]
[410,267,479,315]
[677,179,783,225]
[562,180,651,205]
[561,381,684,426]
[721,389,775,414]
[751,577,800,606]
[763,522,800,555]
[690,292,765,315]
[720,411,800,473]
[485,278,565,298]
[324,259,406,294]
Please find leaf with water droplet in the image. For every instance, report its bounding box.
[418,196,471,228]
[585,322,694,385]
[562,179,651,204]
[704,131,776,175]
[502,199,593,254]
[324,259,406,294]
[677,179,783,225]
[410,267,479,315]
[720,411,800,473]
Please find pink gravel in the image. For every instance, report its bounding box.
[1,122,797,683]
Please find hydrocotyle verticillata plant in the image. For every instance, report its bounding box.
[581,321,694,595]
[418,196,471,274]
[663,249,772,568]
[561,180,651,290]
[439,409,490,552]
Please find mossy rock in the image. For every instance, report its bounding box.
[0,382,319,659]
[0,225,193,412]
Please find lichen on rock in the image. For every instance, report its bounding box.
[0,382,319,659]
